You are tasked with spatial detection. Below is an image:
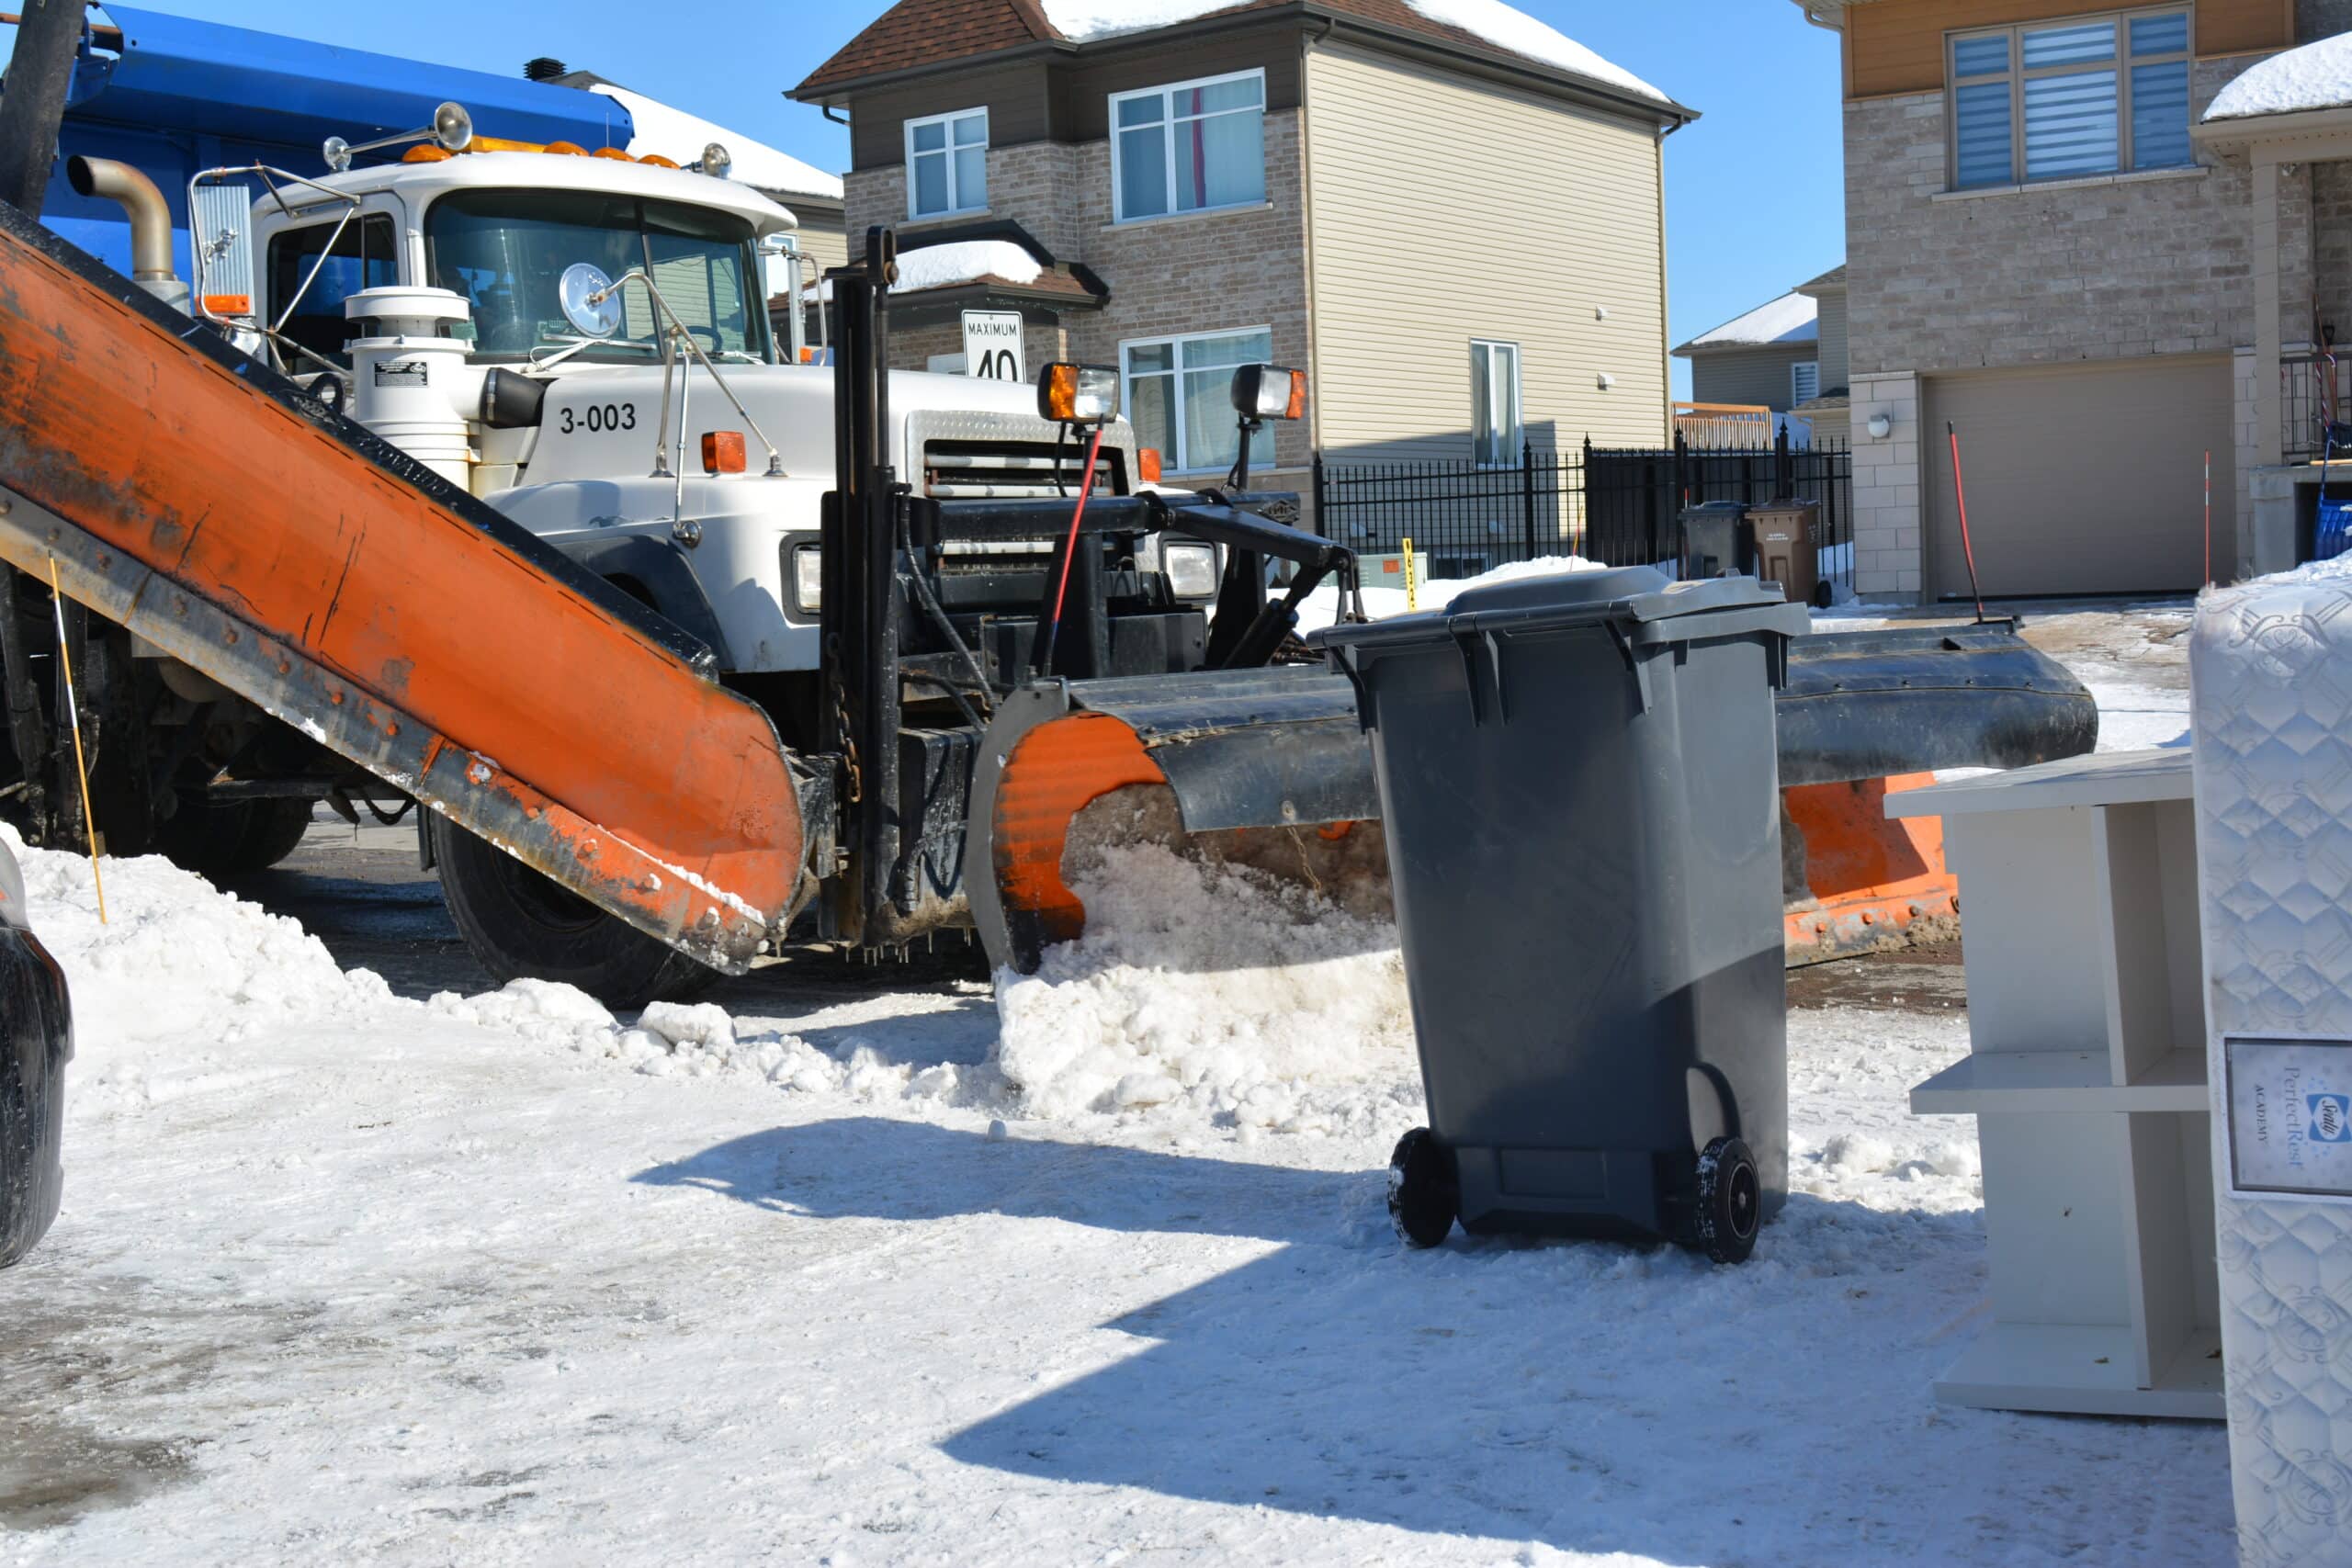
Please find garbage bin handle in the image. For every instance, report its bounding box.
[1449,626,1510,726]
[1329,644,1375,732]
[1606,621,1657,714]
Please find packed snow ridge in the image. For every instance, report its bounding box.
[1035,0,1668,103]
[2205,30,2352,120]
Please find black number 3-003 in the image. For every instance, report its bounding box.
[560,402,637,434]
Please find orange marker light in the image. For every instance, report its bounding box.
[545,141,589,157]
[203,293,252,316]
[401,144,453,163]
[701,431,747,474]
[1138,446,1162,482]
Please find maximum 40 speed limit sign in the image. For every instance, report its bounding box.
[962,310,1024,382]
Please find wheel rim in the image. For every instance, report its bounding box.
[1725,1158,1760,1240]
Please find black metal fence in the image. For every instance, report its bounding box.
[1314,431,1855,599]
[2284,350,2346,463]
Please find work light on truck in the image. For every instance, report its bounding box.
[1230,363,1306,422]
[1162,541,1219,600]
[790,541,823,615]
[1037,362,1118,426]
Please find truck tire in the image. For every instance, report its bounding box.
[426,814,717,1010]
[0,918,70,1269]
[154,797,316,879]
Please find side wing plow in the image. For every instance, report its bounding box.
[0,199,803,970]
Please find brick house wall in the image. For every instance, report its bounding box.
[843,111,1314,481]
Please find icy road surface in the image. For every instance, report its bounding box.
[0,596,2223,1563]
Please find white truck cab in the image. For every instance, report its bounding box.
[224,141,1160,688]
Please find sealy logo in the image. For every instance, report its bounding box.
[2312,1093,2352,1144]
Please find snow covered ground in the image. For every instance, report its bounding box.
[0,599,2225,1563]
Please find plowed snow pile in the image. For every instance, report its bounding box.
[992,844,1417,1129]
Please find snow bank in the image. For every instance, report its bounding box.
[993,845,1418,1129]
[2205,31,2352,121]
[13,829,390,1052]
[1295,552,1605,631]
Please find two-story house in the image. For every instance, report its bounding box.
[790,0,1694,510]
[1793,0,2329,602]
[1671,264,1851,444]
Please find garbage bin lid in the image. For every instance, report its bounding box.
[1312,565,1802,657]
[1680,499,1751,516]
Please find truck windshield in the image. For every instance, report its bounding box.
[424,189,770,363]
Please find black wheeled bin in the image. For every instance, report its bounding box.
[1314,566,1809,1263]
[1678,500,1750,581]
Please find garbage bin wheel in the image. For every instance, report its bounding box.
[1695,1135,1761,1265]
[1810,581,1834,611]
[1388,1127,1458,1249]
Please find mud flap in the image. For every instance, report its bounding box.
[966,666,1384,975]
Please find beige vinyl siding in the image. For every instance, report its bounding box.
[1813,290,1849,389]
[1688,344,1817,412]
[1303,41,1668,462]
[788,209,850,276]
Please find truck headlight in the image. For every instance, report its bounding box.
[1163,541,1218,600]
[790,541,823,615]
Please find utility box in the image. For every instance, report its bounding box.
[1747,500,1822,609]
[1315,565,1810,1263]
[1679,500,1750,581]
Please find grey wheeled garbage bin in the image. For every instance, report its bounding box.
[1679,500,1750,580]
[1314,566,1809,1263]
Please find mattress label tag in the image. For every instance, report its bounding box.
[2225,1036,2352,1202]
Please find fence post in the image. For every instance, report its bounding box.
[1775,422,1792,501]
[1521,437,1538,561]
[1581,435,1596,561]
[1311,452,1325,537]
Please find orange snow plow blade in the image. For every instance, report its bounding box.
[1781,775,1960,963]
[0,200,802,970]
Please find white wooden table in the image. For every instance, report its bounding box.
[1892,748,2221,1420]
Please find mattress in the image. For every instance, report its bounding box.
[2193,572,2352,1563]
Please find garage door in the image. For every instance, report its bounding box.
[1923,357,2232,599]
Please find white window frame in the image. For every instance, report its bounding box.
[1108,67,1267,225]
[1119,323,1275,475]
[904,107,989,220]
[1470,338,1523,468]
[1945,6,2192,191]
[1792,360,1821,406]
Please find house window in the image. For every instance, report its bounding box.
[1110,69,1266,223]
[1122,327,1275,473]
[1471,339,1522,467]
[907,107,988,220]
[1792,360,1821,406]
[1949,8,2192,190]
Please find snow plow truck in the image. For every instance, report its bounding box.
[0,106,2098,1005]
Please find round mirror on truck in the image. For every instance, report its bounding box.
[560,263,623,339]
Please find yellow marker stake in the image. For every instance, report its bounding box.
[1402,536,1418,613]
[46,559,106,923]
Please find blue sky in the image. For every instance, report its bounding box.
[78,1,1844,398]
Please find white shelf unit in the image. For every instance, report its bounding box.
[1892,750,2222,1420]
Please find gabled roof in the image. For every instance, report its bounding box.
[1671,289,1818,357]
[795,0,1686,120]
[1797,264,1846,293]
[2203,32,2352,122]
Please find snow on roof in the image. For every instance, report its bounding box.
[1035,0,1248,40]
[587,84,843,202]
[2205,32,2352,121]
[1398,0,1668,102]
[890,240,1045,292]
[1035,0,1666,103]
[1675,289,1818,355]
